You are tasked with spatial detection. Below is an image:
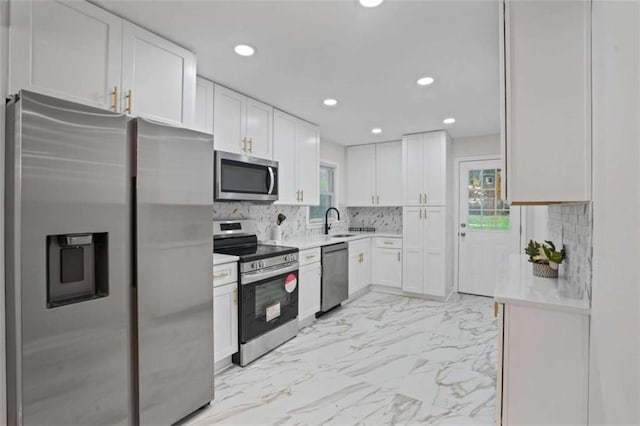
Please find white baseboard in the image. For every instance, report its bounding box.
[214,356,234,375]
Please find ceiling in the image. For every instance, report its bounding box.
[96,0,500,145]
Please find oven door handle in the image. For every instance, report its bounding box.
[241,262,298,286]
[267,166,275,195]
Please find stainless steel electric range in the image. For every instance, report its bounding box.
[213,220,299,366]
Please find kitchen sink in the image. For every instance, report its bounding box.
[331,234,355,238]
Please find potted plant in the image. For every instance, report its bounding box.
[525,240,566,278]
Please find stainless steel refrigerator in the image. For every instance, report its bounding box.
[5,90,214,425]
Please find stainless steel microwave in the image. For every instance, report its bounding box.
[215,150,279,202]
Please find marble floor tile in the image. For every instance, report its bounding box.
[184,291,497,426]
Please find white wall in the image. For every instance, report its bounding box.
[589,2,640,424]
[320,140,347,207]
[452,133,500,158]
[1,0,8,421]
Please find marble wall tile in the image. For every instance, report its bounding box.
[547,203,593,300]
[213,202,349,241]
[346,207,403,234]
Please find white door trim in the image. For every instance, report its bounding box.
[453,156,526,293]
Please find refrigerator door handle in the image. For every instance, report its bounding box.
[267,166,275,195]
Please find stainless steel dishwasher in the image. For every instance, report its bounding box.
[320,242,349,314]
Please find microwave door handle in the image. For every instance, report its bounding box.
[267,167,275,195]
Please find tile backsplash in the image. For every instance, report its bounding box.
[547,203,593,300]
[346,207,403,234]
[213,202,348,241]
[213,203,404,241]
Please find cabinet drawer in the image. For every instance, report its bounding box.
[374,237,402,249]
[348,238,370,254]
[299,247,321,266]
[213,262,237,287]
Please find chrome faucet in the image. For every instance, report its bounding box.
[324,207,341,235]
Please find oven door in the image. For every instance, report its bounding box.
[215,150,278,201]
[239,267,298,343]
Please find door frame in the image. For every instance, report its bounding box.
[453,155,527,294]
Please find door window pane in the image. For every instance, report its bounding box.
[468,168,510,231]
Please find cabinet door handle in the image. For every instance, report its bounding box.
[125,89,132,113]
[301,190,304,202]
[419,209,422,219]
[376,195,379,204]
[242,138,247,152]
[213,271,229,280]
[383,241,393,245]
[397,252,400,262]
[494,301,499,318]
[372,195,374,205]
[419,193,422,204]
[424,193,427,204]
[111,86,118,112]
[234,288,238,305]
[248,138,253,153]
[424,208,427,221]
[305,254,316,260]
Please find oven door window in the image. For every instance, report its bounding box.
[221,159,270,194]
[240,271,298,343]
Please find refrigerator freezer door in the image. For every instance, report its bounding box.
[134,118,214,424]
[5,91,130,425]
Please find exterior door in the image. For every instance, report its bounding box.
[458,159,521,297]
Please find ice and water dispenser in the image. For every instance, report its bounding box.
[46,233,109,308]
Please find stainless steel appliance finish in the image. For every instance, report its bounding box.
[320,242,349,312]
[213,220,299,366]
[133,119,214,424]
[215,150,278,201]
[233,318,299,367]
[5,91,131,425]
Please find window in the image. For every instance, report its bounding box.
[467,168,511,231]
[308,163,337,225]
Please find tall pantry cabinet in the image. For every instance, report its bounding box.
[401,131,453,298]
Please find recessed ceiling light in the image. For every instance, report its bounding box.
[371,128,382,134]
[234,44,255,57]
[359,0,384,7]
[443,117,456,124]
[323,99,338,106]
[417,77,435,86]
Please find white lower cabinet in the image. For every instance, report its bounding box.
[213,263,238,366]
[298,261,321,323]
[496,302,589,425]
[372,238,402,288]
[402,207,451,297]
[348,239,371,297]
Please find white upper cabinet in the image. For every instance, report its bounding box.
[295,119,320,205]
[214,85,246,153]
[122,21,196,127]
[10,0,123,110]
[502,0,591,203]
[194,76,214,134]
[375,141,403,206]
[402,131,450,206]
[273,109,319,206]
[346,141,402,207]
[347,145,376,206]
[213,84,273,160]
[245,98,273,159]
[273,110,298,205]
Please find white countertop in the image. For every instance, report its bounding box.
[263,232,402,250]
[495,254,590,315]
[213,253,239,266]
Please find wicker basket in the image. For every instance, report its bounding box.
[532,263,558,278]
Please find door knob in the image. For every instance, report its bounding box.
[460,232,466,237]
[461,223,466,228]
